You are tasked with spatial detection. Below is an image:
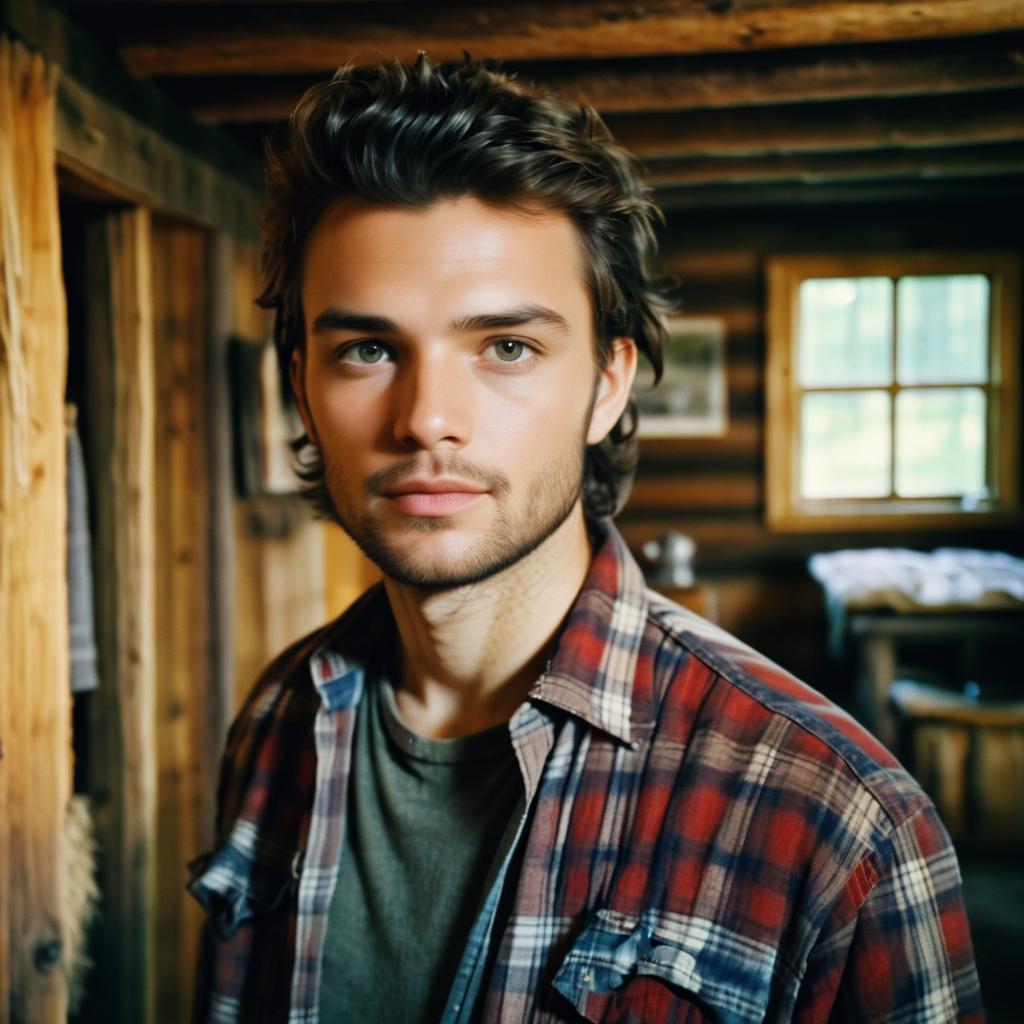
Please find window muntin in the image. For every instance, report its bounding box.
[797,272,990,503]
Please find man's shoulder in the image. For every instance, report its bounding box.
[638,587,931,840]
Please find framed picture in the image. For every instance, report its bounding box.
[634,315,727,438]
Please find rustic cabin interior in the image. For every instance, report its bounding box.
[1,1,1022,1021]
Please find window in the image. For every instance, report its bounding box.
[766,253,1021,530]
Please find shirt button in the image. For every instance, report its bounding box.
[582,967,592,983]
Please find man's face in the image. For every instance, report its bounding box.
[294,196,634,588]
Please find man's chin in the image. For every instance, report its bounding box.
[363,539,511,591]
[349,517,563,591]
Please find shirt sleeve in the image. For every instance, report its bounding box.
[795,803,984,1023]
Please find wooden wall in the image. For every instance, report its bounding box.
[226,239,337,710]
[620,196,1024,694]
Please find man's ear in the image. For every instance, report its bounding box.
[586,337,638,445]
[290,348,318,445]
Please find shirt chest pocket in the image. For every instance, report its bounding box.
[187,843,300,941]
[551,908,778,1024]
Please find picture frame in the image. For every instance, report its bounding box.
[634,315,728,438]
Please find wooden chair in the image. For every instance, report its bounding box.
[890,679,1024,847]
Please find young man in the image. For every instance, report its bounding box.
[190,57,982,1023]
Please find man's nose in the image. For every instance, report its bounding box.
[391,351,472,450]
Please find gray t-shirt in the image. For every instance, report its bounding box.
[318,671,523,1023]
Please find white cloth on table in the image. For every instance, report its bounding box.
[808,547,1024,611]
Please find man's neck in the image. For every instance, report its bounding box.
[382,506,593,739]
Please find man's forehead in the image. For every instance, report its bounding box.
[300,195,594,321]
[304,195,585,268]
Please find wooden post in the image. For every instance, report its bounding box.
[0,38,71,1024]
[81,207,157,1024]
[151,217,210,1023]
[204,230,236,808]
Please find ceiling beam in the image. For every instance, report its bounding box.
[182,35,1024,123]
[653,176,1024,208]
[644,143,1024,187]
[605,90,1024,158]
[0,0,262,236]
[532,35,1024,113]
[109,1,1024,77]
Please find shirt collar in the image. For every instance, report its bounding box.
[309,519,652,745]
[528,518,652,748]
[308,585,391,712]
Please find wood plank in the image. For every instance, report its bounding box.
[661,249,762,283]
[204,232,237,791]
[104,1,1024,76]
[627,472,761,511]
[659,200,1024,253]
[55,76,260,239]
[151,218,209,1024]
[608,90,1024,159]
[1,0,262,236]
[185,35,1024,122]
[655,176,1024,209]
[646,142,1024,187]
[638,416,762,466]
[0,38,71,1024]
[82,208,157,1024]
[528,34,1024,111]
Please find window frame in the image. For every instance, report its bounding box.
[765,251,1021,532]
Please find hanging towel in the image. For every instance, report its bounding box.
[66,404,99,693]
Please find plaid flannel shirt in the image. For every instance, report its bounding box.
[190,520,983,1023]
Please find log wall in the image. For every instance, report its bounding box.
[621,197,1024,693]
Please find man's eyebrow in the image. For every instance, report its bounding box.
[309,304,573,337]
[449,305,572,335]
[310,308,399,335]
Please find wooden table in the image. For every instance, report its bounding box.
[846,609,1024,749]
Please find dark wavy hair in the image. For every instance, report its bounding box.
[259,53,671,518]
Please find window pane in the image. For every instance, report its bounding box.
[799,277,892,387]
[895,388,986,497]
[801,391,891,498]
[897,275,989,384]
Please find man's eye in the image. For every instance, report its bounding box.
[341,341,390,365]
[491,338,530,363]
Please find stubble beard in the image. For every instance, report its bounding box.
[321,437,588,591]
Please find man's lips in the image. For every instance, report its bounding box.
[380,478,488,517]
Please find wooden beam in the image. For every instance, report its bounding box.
[654,176,1024,208]
[0,38,71,1024]
[104,0,1024,76]
[629,472,761,512]
[536,34,1024,110]
[607,90,1024,158]
[645,143,1024,187]
[56,76,260,239]
[82,208,157,1024]
[186,35,1024,123]
[1,0,262,237]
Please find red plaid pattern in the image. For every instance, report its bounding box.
[190,521,983,1022]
